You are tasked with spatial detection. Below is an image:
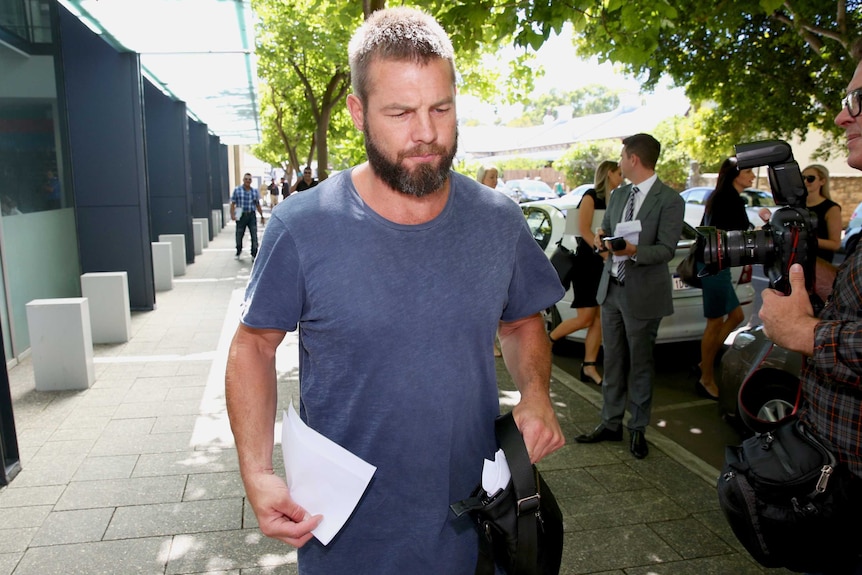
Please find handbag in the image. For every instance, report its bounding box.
[450,412,564,575]
[675,243,702,289]
[717,416,860,572]
[549,240,576,290]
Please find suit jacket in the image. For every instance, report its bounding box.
[596,179,684,319]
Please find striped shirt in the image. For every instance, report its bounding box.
[801,248,862,477]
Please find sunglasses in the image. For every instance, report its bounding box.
[803,175,817,183]
[842,88,862,118]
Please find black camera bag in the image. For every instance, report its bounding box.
[450,412,564,575]
[717,417,859,572]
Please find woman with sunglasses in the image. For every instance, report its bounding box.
[801,164,842,263]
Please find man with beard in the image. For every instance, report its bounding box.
[225,7,564,574]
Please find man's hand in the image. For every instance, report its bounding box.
[593,228,606,251]
[759,263,818,356]
[512,397,564,464]
[243,471,323,548]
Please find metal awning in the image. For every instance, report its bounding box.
[59,0,260,144]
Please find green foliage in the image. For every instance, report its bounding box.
[251,0,361,174]
[652,117,693,190]
[567,1,861,154]
[512,86,621,126]
[553,140,621,188]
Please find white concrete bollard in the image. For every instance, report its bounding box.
[158,234,186,276]
[151,242,174,291]
[26,298,95,391]
[80,272,131,344]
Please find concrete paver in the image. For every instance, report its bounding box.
[0,216,793,574]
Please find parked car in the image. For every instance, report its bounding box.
[521,196,756,344]
[718,325,803,434]
[841,199,862,256]
[502,179,558,203]
[680,186,780,230]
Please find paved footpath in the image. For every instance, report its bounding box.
[0,214,792,574]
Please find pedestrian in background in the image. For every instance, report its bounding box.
[230,172,264,260]
[696,157,750,400]
[576,133,684,460]
[290,166,319,193]
[549,159,622,386]
[803,163,842,262]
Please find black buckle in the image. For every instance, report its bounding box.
[517,493,540,515]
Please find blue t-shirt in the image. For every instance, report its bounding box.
[241,169,564,574]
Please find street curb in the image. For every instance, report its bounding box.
[551,364,722,487]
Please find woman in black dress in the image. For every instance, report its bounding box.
[802,164,842,263]
[549,160,621,385]
[697,157,751,399]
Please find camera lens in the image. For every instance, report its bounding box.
[698,227,774,269]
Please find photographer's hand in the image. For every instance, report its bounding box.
[758,208,771,223]
[760,263,817,357]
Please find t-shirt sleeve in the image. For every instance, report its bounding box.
[240,218,304,332]
[500,222,566,322]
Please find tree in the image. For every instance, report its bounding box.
[251,0,363,179]
[560,1,860,157]
[510,86,621,126]
[429,1,861,163]
[554,140,620,188]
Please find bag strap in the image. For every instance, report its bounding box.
[496,412,540,575]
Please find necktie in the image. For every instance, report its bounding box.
[617,186,639,283]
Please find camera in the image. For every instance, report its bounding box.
[694,140,818,296]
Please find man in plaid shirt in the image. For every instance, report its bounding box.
[230,172,265,260]
[760,54,862,575]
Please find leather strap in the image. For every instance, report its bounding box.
[496,412,540,575]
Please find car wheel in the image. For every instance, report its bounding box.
[846,234,860,258]
[737,368,800,433]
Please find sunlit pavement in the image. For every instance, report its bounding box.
[0,209,791,574]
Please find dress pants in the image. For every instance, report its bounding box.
[600,280,661,432]
[235,212,258,257]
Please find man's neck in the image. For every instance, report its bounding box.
[351,163,449,225]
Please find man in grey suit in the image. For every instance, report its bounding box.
[575,133,684,459]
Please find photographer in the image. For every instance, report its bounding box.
[759,56,862,575]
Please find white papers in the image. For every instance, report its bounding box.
[612,220,642,262]
[281,404,376,545]
[481,448,511,497]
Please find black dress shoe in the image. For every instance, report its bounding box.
[630,430,648,459]
[575,424,622,444]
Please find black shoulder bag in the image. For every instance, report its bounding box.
[450,412,564,575]
[549,239,576,291]
[717,416,860,572]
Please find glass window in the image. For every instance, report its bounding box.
[0,102,64,214]
[522,206,553,251]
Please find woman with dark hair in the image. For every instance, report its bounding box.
[697,157,752,399]
[549,160,622,385]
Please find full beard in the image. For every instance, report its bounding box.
[364,120,458,198]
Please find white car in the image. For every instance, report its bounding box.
[502,179,558,203]
[521,196,756,344]
[680,186,779,230]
